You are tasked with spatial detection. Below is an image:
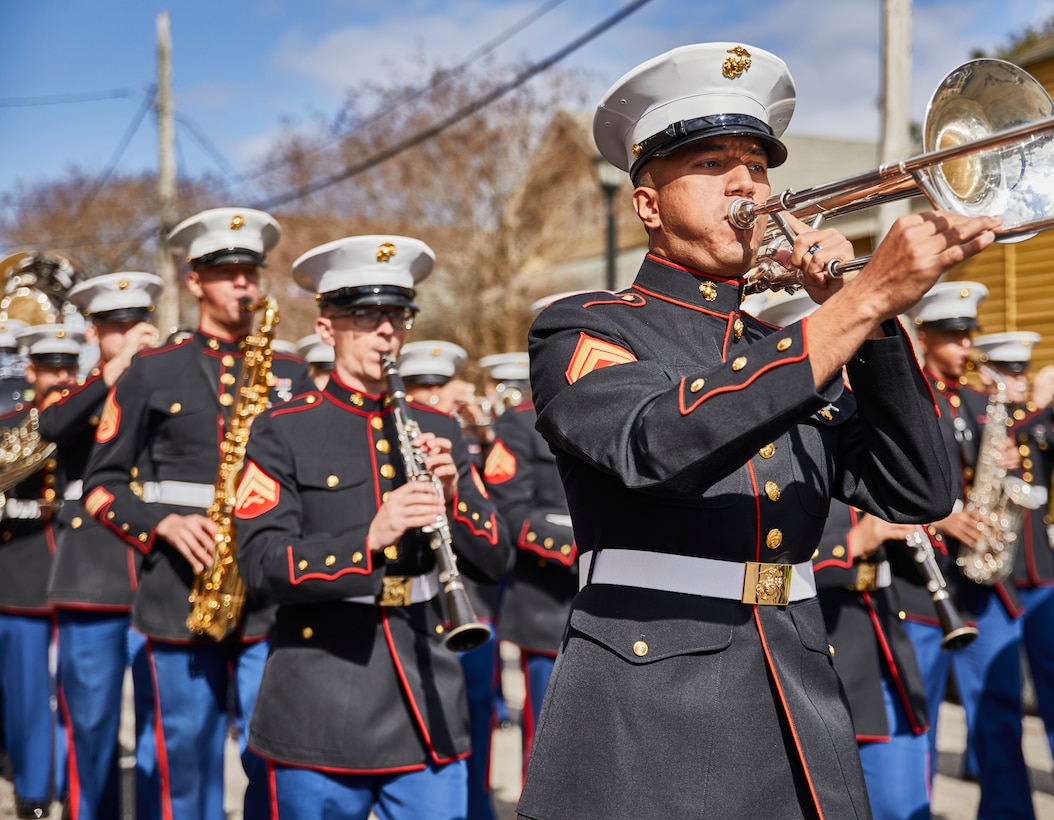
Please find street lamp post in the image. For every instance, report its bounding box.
[593,156,622,292]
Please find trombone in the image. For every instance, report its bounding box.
[740,59,1054,293]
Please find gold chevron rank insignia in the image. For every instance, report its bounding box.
[483,440,517,484]
[565,333,637,384]
[96,391,121,443]
[234,461,280,518]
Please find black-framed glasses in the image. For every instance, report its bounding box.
[335,306,416,331]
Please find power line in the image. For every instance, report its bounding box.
[72,87,157,217]
[0,88,137,107]
[255,0,655,210]
[226,0,570,194]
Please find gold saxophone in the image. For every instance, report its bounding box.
[957,366,1047,584]
[186,296,279,639]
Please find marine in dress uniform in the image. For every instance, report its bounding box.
[756,291,933,820]
[81,208,313,820]
[233,235,511,820]
[480,343,575,780]
[0,319,30,414]
[1,324,82,818]
[978,331,1054,812]
[890,283,1035,819]
[476,352,533,734]
[399,339,502,820]
[296,332,334,390]
[518,42,1000,820]
[42,272,162,820]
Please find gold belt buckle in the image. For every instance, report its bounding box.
[742,562,792,606]
[849,562,879,592]
[378,576,413,607]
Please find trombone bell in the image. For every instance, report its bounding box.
[924,59,1054,238]
[739,58,1054,293]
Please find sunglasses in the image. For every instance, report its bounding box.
[332,306,416,331]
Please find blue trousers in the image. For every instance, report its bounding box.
[521,651,555,778]
[0,612,63,804]
[273,758,468,820]
[458,629,498,820]
[902,619,955,785]
[147,638,268,820]
[1019,586,1054,759]
[127,628,159,820]
[858,669,930,820]
[58,612,156,820]
[953,588,1032,819]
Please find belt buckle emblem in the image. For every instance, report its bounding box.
[379,576,413,607]
[849,562,879,592]
[742,562,792,606]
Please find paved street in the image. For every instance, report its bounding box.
[3,641,1053,818]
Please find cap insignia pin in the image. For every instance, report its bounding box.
[230,214,245,230]
[118,279,129,290]
[722,46,752,80]
[377,242,397,263]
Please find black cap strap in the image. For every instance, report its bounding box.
[318,285,417,310]
[636,114,774,158]
[191,247,265,269]
[630,113,784,180]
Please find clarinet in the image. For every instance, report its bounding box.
[381,352,492,653]
[905,528,978,651]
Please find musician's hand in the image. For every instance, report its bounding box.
[156,513,217,574]
[859,211,1000,322]
[1032,365,1054,408]
[933,509,985,545]
[767,214,854,304]
[850,514,919,558]
[102,322,161,387]
[997,436,1022,471]
[368,481,445,553]
[414,432,459,500]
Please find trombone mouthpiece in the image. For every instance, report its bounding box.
[729,198,758,229]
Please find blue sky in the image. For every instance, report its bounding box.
[2,0,1054,205]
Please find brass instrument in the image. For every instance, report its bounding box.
[739,59,1054,293]
[381,352,492,653]
[186,296,279,640]
[0,252,85,325]
[0,408,57,518]
[957,365,1047,584]
[493,381,526,415]
[905,528,978,651]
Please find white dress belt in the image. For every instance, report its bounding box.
[141,481,214,508]
[580,549,817,602]
[345,567,441,606]
[64,480,83,501]
[1,498,49,520]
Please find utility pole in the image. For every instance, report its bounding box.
[878,0,912,242]
[156,11,179,335]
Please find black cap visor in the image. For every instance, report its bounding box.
[31,353,79,368]
[983,360,1030,374]
[319,285,417,312]
[191,247,266,269]
[918,317,979,332]
[402,373,451,387]
[92,307,154,324]
[630,114,787,182]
